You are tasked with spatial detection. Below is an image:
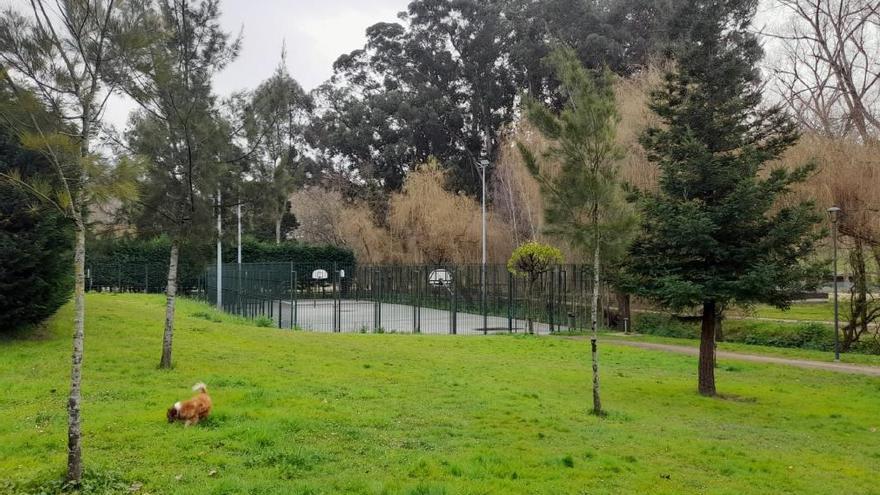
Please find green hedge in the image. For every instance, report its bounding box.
[634,313,842,352]
[86,236,354,293]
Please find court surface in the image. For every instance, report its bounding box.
[273,299,562,335]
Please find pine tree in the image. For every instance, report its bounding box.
[622,0,822,396]
[118,0,241,369]
[519,47,636,335]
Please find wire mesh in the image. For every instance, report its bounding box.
[199,262,603,334]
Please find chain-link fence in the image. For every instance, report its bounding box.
[86,261,206,295]
[198,262,613,334]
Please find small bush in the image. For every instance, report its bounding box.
[191,311,222,323]
[724,321,834,351]
[254,316,274,328]
[634,314,841,352]
[635,313,697,338]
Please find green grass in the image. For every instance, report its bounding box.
[734,302,834,321]
[606,332,880,366]
[2,294,880,494]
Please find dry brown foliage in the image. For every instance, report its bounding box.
[783,135,880,245]
[292,162,513,264]
[615,64,666,192]
[386,161,512,264]
[489,65,666,262]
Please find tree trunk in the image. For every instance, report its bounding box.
[844,240,868,352]
[616,292,631,332]
[275,216,282,244]
[591,242,600,332]
[698,300,717,396]
[590,337,602,415]
[159,241,179,369]
[715,312,724,342]
[66,220,86,484]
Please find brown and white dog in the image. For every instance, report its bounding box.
[167,383,212,426]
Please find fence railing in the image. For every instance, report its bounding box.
[199,262,610,335]
[86,261,206,295]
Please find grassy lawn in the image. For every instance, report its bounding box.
[734,302,834,321]
[2,294,880,494]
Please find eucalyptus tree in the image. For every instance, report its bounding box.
[309,0,681,202]
[0,0,144,483]
[115,0,241,369]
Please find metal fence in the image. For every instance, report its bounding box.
[200,262,606,335]
[86,261,205,294]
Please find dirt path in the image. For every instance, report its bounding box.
[602,339,880,376]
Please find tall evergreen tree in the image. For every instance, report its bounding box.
[621,0,822,396]
[117,0,241,369]
[519,47,637,416]
[520,47,636,335]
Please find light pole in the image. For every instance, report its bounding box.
[237,202,242,264]
[216,190,222,310]
[478,158,489,334]
[828,206,841,361]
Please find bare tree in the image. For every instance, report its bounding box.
[0,0,134,484]
[769,0,880,142]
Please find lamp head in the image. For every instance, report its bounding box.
[827,206,841,223]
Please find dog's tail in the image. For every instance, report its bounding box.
[192,382,207,393]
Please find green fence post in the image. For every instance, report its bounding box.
[507,269,513,333]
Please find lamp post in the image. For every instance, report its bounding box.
[237,202,242,265]
[828,206,841,361]
[216,190,222,310]
[478,158,490,334]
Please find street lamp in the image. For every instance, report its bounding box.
[828,206,841,361]
[478,158,490,335]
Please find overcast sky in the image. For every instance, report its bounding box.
[7,0,789,132]
[98,0,409,130]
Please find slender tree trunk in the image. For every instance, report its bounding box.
[698,300,717,396]
[591,243,600,333]
[275,216,281,244]
[715,311,724,342]
[590,247,602,414]
[66,218,86,484]
[159,241,179,369]
[590,336,602,415]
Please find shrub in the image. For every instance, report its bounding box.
[254,316,274,328]
[0,128,73,332]
[723,321,834,351]
[634,313,697,339]
[635,313,841,352]
[85,236,355,293]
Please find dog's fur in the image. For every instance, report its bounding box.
[167,383,212,426]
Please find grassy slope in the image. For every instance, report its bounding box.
[1,295,879,495]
